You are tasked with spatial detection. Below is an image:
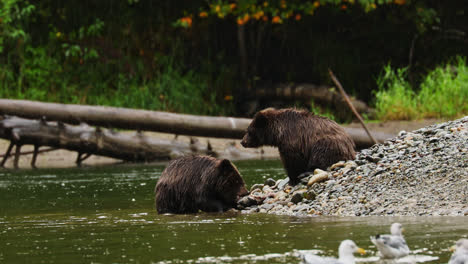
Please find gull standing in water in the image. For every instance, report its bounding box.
[449,238,468,264]
[370,223,410,259]
[301,240,366,264]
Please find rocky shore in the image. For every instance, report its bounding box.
[238,116,468,217]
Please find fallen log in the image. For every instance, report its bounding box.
[0,116,221,168]
[0,99,393,149]
[0,99,251,139]
[255,83,373,115]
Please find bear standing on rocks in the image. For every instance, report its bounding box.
[241,108,355,185]
[155,155,248,214]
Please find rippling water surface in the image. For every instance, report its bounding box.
[0,160,466,263]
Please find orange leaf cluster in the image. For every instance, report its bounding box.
[180,17,192,27]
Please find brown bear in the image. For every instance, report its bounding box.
[154,155,248,214]
[241,108,355,185]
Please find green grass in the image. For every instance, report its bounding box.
[0,47,235,116]
[374,57,468,121]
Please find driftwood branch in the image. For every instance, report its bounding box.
[329,69,378,145]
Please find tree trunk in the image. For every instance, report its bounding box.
[0,99,393,149]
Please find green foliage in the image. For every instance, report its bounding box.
[310,100,337,121]
[96,56,234,115]
[374,57,468,120]
[374,65,417,120]
[417,57,468,118]
[0,0,464,120]
[0,0,35,53]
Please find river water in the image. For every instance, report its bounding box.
[0,160,466,263]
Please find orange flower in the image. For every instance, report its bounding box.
[272,16,282,24]
[262,15,269,22]
[394,0,405,5]
[340,4,347,10]
[253,11,264,20]
[237,14,250,25]
[180,17,192,27]
[224,95,233,101]
[199,11,208,18]
[230,3,236,10]
[295,14,301,21]
[313,1,320,8]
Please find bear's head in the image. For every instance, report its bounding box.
[241,108,274,148]
[216,159,248,205]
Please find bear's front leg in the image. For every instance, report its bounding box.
[198,199,225,213]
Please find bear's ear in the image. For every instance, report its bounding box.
[253,112,268,129]
[219,159,233,172]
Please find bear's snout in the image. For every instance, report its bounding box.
[240,135,248,147]
[238,185,249,198]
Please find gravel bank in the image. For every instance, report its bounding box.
[238,116,468,217]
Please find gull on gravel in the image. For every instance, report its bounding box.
[370,223,410,259]
[301,240,366,264]
[449,238,468,264]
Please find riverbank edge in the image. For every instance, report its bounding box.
[238,116,468,217]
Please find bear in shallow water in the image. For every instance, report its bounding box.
[241,108,355,185]
[155,155,248,214]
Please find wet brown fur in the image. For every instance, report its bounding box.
[241,108,355,184]
[155,155,248,214]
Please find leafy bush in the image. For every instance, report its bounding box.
[375,57,468,120]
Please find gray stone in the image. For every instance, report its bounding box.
[264,178,276,187]
[259,203,274,211]
[463,208,468,216]
[277,178,289,190]
[250,184,264,192]
[238,196,258,207]
[291,192,304,204]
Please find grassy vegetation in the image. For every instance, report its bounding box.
[0,49,236,116]
[374,57,468,121]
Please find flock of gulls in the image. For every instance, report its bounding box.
[300,223,468,264]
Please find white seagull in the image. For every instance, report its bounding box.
[449,238,468,264]
[370,222,410,259]
[301,240,366,264]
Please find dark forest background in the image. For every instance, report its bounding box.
[0,0,467,119]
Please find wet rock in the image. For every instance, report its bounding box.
[463,208,468,216]
[277,178,289,190]
[250,184,264,192]
[259,203,274,211]
[307,170,329,186]
[291,192,304,204]
[264,178,276,187]
[238,196,259,208]
[330,161,346,171]
[304,190,317,201]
